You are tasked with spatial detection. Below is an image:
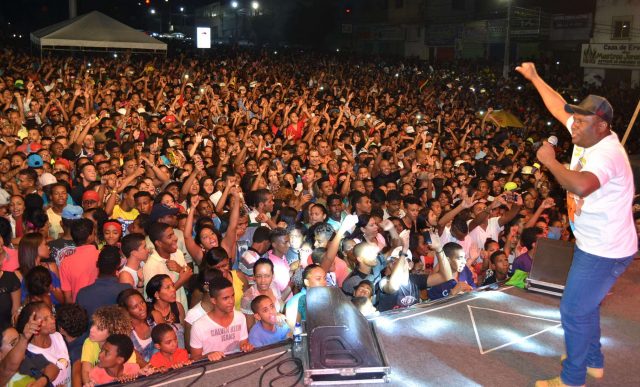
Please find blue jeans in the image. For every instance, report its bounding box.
[560,247,634,386]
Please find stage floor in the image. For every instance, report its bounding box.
[122,260,640,386]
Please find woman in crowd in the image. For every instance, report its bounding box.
[145,274,185,349]
[117,289,156,363]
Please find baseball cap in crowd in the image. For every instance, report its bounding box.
[161,115,176,124]
[27,153,44,168]
[38,173,57,187]
[0,188,10,207]
[504,182,518,191]
[565,95,613,124]
[14,80,24,89]
[239,250,261,279]
[62,205,84,220]
[54,158,71,172]
[82,190,100,203]
[454,159,466,168]
[521,166,534,175]
[150,203,179,222]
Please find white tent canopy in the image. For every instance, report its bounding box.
[31,11,167,53]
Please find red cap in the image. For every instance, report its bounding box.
[82,190,100,202]
[161,115,176,124]
[54,158,71,171]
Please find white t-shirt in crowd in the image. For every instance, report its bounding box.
[143,250,189,311]
[185,302,207,325]
[566,116,637,258]
[439,225,474,261]
[189,310,248,355]
[468,216,503,250]
[27,332,70,386]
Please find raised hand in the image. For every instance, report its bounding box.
[515,62,539,82]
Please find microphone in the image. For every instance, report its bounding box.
[533,135,558,152]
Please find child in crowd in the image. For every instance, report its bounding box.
[88,334,140,385]
[81,306,135,386]
[148,323,191,369]
[248,295,291,347]
[119,233,150,290]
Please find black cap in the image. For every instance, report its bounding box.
[565,95,613,124]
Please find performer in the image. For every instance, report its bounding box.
[517,62,637,387]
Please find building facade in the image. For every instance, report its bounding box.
[581,0,640,87]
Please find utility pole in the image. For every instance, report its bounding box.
[502,0,512,79]
[69,0,77,18]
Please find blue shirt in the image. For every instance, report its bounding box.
[76,276,132,319]
[248,321,290,347]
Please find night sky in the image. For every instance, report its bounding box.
[1,0,597,43]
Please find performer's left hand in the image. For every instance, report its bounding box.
[536,141,556,165]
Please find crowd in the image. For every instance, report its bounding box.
[0,47,639,386]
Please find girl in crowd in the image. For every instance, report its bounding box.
[117,289,156,364]
[145,274,185,350]
[17,232,63,305]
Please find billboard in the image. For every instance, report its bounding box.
[196,27,211,49]
[581,43,640,69]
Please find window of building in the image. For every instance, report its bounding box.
[612,16,632,39]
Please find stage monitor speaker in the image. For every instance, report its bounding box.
[303,286,390,385]
[527,237,575,297]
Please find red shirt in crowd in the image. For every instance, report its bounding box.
[60,244,99,302]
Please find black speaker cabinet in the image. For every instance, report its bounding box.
[302,286,390,385]
[526,238,575,297]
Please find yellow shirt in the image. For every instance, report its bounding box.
[81,338,136,365]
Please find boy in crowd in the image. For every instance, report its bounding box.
[119,233,150,290]
[512,226,544,274]
[248,295,291,348]
[482,250,510,285]
[81,306,135,386]
[148,323,191,369]
[285,264,328,329]
[60,218,99,302]
[190,278,254,362]
[88,334,140,385]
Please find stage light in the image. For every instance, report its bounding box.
[547,121,552,126]
[273,50,277,54]
[319,86,324,90]
[556,61,560,65]
[517,85,522,90]
[395,73,399,77]
[113,53,118,58]
[479,110,485,115]
[87,63,91,67]
[150,8,156,14]
[336,48,340,52]
[573,97,579,102]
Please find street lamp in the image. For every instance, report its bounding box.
[502,0,512,79]
[231,1,238,8]
[251,1,259,10]
[150,8,156,14]
[180,6,184,12]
